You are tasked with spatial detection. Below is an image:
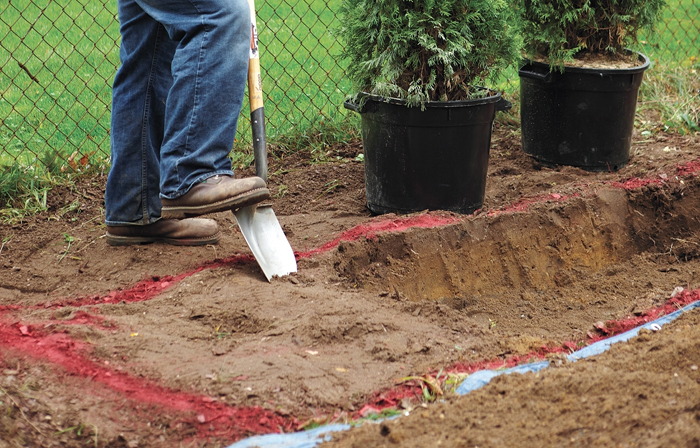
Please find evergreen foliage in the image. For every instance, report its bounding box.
[338,0,520,105]
[521,0,666,66]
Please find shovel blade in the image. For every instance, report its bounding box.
[233,204,297,281]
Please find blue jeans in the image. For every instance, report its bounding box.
[105,0,250,226]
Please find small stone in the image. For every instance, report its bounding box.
[212,347,228,356]
[218,387,234,396]
[691,365,698,371]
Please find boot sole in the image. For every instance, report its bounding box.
[106,232,221,246]
[160,188,271,219]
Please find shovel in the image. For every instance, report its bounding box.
[233,0,297,281]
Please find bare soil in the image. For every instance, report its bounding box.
[1,122,700,447]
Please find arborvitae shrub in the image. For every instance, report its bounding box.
[521,0,666,66]
[338,0,520,105]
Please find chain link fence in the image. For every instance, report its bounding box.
[1,0,698,177]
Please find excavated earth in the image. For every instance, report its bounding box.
[1,122,700,447]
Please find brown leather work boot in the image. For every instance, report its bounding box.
[106,218,220,246]
[160,175,270,219]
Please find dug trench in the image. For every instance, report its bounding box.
[333,178,700,343]
[2,128,700,446]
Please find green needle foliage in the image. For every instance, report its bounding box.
[521,0,667,67]
[338,0,520,106]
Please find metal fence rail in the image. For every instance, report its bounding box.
[1,0,698,176]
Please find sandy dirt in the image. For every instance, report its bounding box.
[1,121,700,447]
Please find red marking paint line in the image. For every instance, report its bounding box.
[43,254,254,310]
[0,317,299,441]
[586,287,700,342]
[488,192,577,216]
[46,274,188,309]
[676,160,700,177]
[295,213,463,258]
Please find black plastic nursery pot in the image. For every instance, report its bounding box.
[344,92,510,215]
[519,52,650,171]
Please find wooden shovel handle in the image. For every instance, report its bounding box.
[247,0,267,182]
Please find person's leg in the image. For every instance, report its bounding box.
[126,0,269,218]
[154,0,249,196]
[105,0,220,245]
[133,0,269,218]
[105,0,174,226]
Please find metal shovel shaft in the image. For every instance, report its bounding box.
[247,0,267,182]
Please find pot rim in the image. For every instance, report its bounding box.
[521,50,650,75]
[358,86,503,109]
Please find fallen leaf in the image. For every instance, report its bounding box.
[398,375,443,396]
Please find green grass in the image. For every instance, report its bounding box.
[0,0,698,211]
[0,0,116,169]
[634,0,700,134]
[638,64,700,134]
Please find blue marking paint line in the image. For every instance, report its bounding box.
[228,299,700,448]
[456,299,700,395]
[228,423,351,448]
